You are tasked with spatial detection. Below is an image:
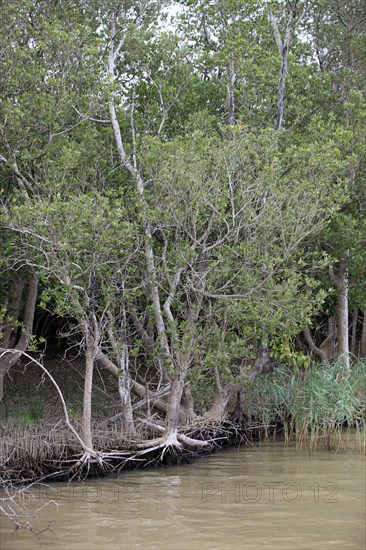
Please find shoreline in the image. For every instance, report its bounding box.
[0,418,255,483]
[1,419,364,485]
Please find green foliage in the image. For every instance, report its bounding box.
[0,0,365,432]
[4,400,44,425]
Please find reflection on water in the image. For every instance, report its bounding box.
[1,435,365,550]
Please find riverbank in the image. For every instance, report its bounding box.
[0,416,256,481]
[1,356,365,482]
[0,354,247,481]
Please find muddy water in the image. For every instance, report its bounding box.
[1,436,365,550]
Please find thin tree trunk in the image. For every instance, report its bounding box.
[361,311,366,356]
[249,341,270,380]
[320,316,336,362]
[336,254,350,369]
[0,271,38,401]
[105,281,136,436]
[268,8,293,130]
[165,372,186,436]
[205,366,229,420]
[350,308,358,357]
[225,57,235,126]
[82,337,95,451]
[107,15,173,373]
[116,295,135,435]
[96,350,168,414]
[303,326,328,362]
[0,273,26,349]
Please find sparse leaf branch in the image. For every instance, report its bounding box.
[107,16,137,181]
[267,7,283,55]
[0,124,38,197]
[267,7,294,130]
[72,105,110,124]
[130,90,138,171]
[163,268,184,323]
[143,62,189,138]
[107,14,173,367]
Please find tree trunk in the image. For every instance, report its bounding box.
[82,336,95,451]
[0,271,38,401]
[225,57,235,126]
[350,308,358,357]
[0,273,26,349]
[117,344,135,435]
[335,255,350,369]
[205,366,229,420]
[165,373,186,433]
[319,316,336,362]
[107,15,174,376]
[303,326,328,362]
[96,349,168,414]
[179,383,196,425]
[249,341,270,380]
[268,8,293,130]
[361,311,366,357]
[321,317,336,361]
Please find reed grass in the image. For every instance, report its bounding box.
[246,360,366,450]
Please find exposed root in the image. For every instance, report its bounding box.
[68,449,105,479]
[136,421,209,450]
[136,436,167,450]
[177,433,209,448]
[1,415,259,481]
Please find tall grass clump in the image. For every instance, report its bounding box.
[246,360,366,450]
[3,400,45,425]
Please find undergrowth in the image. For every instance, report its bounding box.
[246,360,366,450]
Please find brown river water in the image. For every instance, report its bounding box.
[1,435,365,550]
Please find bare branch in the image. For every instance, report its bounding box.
[267,7,283,55]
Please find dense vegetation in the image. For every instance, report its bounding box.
[0,0,365,475]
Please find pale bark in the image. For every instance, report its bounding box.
[226,57,235,126]
[107,14,173,373]
[104,286,136,434]
[165,373,186,432]
[82,337,95,451]
[114,296,135,435]
[96,350,168,414]
[268,8,293,130]
[0,271,38,401]
[335,255,350,369]
[117,356,135,435]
